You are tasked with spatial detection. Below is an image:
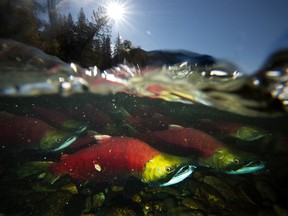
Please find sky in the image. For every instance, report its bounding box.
[57,0,288,74]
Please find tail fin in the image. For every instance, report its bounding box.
[17,161,78,194]
[17,161,60,184]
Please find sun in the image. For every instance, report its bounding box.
[105,1,126,22]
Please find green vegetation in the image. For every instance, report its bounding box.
[0,0,145,69]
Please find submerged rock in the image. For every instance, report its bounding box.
[203,175,238,201]
[33,191,73,216]
[236,181,262,205]
[103,202,143,216]
[93,192,106,208]
[181,197,207,211]
[194,183,226,209]
[255,180,279,204]
[168,207,205,216]
[273,204,288,216]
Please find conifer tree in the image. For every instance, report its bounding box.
[113,34,124,63]
[56,13,75,62]
[0,2,145,69]
[0,0,42,47]
[100,36,112,69]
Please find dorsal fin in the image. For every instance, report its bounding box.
[168,124,184,130]
[94,134,112,143]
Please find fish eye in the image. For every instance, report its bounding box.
[234,158,240,164]
[165,166,173,173]
[251,130,257,134]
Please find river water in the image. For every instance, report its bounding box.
[0,40,288,215]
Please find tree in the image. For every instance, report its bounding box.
[56,13,76,62]
[113,35,134,65]
[113,34,124,63]
[0,2,140,69]
[0,0,43,47]
[40,6,113,68]
[99,36,112,69]
[60,7,111,67]
[123,40,132,52]
[47,0,61,27]
[127,48,148,67]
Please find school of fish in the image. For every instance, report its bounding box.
[0,103,269,187]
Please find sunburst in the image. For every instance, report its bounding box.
[105,1,127,23]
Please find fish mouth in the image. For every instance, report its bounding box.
[61,120,88,135]
[75,125,88,134]
[52,135,78,151]
[225,160,266,175]
[244,133,269,141]
[160,165,196,187]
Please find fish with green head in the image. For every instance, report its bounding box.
[0,112,77,152]
[141,152,195,186]
[195,120,270,141]
[233,126,269,141]
[137,125,266,174]
[199,147,266,174]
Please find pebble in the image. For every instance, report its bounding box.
[168,207,205,216]
[132,193,142,203]
[102,202,143,216]
[181,197,207,211]
[273,204,288,216]
[255,180,278,203]
[236,181,262,205]
[195,184,226,209]
[203,175,238,201]
[33,191,73,216]
[93,192,105,208]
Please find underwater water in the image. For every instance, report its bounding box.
[0,40,288,215]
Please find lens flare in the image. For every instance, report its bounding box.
[105,1,126,22]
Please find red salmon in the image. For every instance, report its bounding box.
[0,112,77,151]
[33,107,87,134]
[48,136,194,186]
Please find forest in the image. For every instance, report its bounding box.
[0,0,148,69]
